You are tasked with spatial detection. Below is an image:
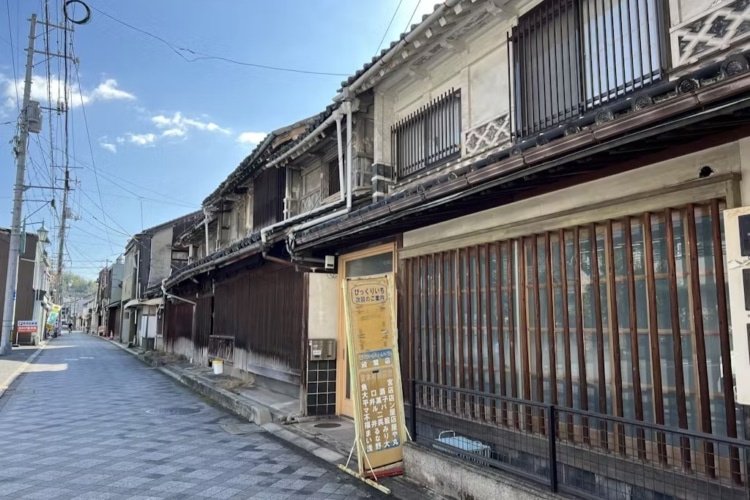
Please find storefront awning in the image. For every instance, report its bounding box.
[124,297,163,309]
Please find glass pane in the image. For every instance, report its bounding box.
[345,252,393,277]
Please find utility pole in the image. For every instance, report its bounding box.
[56,169,69,305]
[0,15,37,355]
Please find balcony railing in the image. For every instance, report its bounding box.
[391,88,462,178]
[411,381,749,500]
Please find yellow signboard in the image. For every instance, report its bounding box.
[343,275,406,476]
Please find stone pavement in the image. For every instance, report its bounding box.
[0,333,386,499]
[0,343,42,398]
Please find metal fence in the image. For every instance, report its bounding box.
[411,381,749,500]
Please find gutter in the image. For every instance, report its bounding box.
[265,107,343,170]
[161,277,196,306]
[164,240,263,290]
[261,100,356,244]
[333,0,463,102]
[291,91,750,252]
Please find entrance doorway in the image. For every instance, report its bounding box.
[337,243,395,417]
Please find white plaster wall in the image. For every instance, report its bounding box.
[307,273,338,340]
[121,250,135,300]
[147,227,174,288]
[404,141,742,249]
[668,0,715,27]
[374,14,511,165]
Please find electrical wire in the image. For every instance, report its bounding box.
[70,49,114,254]
[5,0,19,111]
[375,0,405,55]
[89,5,350,77]
[403,0,424,32]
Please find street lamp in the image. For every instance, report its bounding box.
[36,222,48,244]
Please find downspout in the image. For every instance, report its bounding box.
[336,112,345,203]
[202,207,211,255]
[265,110,340,170]
[332,0,462,103]
[287,100,355,236]
[161,277,196,306]
[260,105,350,244]
[346,99,353,210]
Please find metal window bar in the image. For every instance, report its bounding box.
[509,0,664,139]
[391,89,461,178]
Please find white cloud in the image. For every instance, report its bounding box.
[0,73,135,110]
[115,137,125,144]
[162,128,186,137]
[151,111,230,137]
[88,79,135,102]
[126,133,156,146]
[100,142,117,153]
[236,131,267,146]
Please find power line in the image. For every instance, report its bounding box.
[375,0,405,55]
[70,49,114,254]
[4,0,19,111]
[89,5,350,77]
[403,0,424,32]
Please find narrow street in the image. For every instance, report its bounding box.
[0,334,379,499]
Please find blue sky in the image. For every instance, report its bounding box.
[0,0,434,278]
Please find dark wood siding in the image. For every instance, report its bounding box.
[405,199,737,479]
[252,168,286,231]
[213,263,305,373]
[0,232,38,334]
[195,295,212,350]
[165,301,193,349]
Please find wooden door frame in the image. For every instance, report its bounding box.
[336,242,397,417]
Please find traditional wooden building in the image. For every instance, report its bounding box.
[280,0,750,498]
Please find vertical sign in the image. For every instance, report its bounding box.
[343,275,406,475]
[46,304,61,327]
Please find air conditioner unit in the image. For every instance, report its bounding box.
[723,207,750,404]
[433,430,491,462]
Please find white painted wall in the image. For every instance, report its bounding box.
[307,273,338,340]
[404,141,742,249]
[374,13,511,165]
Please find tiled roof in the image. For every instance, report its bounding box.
[337,3,442,92]
[203,111,333,206]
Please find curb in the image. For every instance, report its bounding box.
[106,338,434,499]
[108,340,347,464]
[0,341,47,400]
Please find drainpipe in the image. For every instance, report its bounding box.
[265,109,341,170]
[346,100,353,210]
[260,105,352,245]
[283,100,358,251]
[336,112,345,203]
[202,207,211,255]
[161,277,196,306]
[332,0,463,103]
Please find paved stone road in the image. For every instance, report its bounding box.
[0,333,381,499]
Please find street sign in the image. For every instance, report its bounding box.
[17,320,37,333]
[343,274,406,478]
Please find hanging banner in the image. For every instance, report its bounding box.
[46,304,61,326]
[343,274,406,476]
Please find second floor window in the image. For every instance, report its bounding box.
[328,158,341,197]
[391,88,461,178]
[511,0,664,139]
